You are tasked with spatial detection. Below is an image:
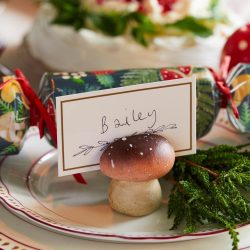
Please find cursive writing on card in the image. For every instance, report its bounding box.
[73,123,177,157]
[101,109,157,134]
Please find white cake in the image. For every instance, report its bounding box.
[26,0,243,72]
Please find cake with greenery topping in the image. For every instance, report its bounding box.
[26,0,242,71]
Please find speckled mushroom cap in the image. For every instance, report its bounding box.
[100,133,175,182]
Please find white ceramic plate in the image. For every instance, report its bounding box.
[0,127,249,243]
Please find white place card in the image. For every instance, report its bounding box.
[56,76,196,176]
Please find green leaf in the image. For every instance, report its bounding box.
[47,0,218,46]
[166,16,213,37]
[239,102,250,130]
[0,144,18,156]
[121,69,160,86]
[0,99,14,114]
[49,0,87,30]
[90,11,130,36]
[96,75,115,88]
[196,78,219,138]
[15,96,28,122]
[71,77,85,86]
[192,67,207,74]
[210,0,219,11]
[130,12,160,46]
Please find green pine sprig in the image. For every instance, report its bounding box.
[96,75,115,88]
[168,144,250,250]
[239,102,250,130]
[121,69,160,86]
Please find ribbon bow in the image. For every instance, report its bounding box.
[209,57,240,119]
[14,69,59,143]
[0,69,87,184]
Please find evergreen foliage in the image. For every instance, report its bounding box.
[168,144,250,250]
[15,97,28,122]
[239,102,250,130]
[196,78,218,138]
[71,77,85,86]
[121,69,160,86]
[96,75,115,88]
[0,144,18,156]
[0,99,13,114]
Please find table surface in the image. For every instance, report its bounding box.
[1,1,250,250]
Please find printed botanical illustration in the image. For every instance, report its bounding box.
[0,78,29,155]
[41,67,219,141]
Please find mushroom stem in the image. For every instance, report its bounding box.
[108,179,162,216]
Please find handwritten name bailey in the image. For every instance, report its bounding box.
[100,109,157,134]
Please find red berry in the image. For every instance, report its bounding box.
[160,69,184,80]
[178,66,192,75]
[221,24,250,73]
[158,0,177,13]
[47,98,55,117]
[96,0,104,4]
[91,70,115,75]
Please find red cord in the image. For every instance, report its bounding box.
[208,57,239,119]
